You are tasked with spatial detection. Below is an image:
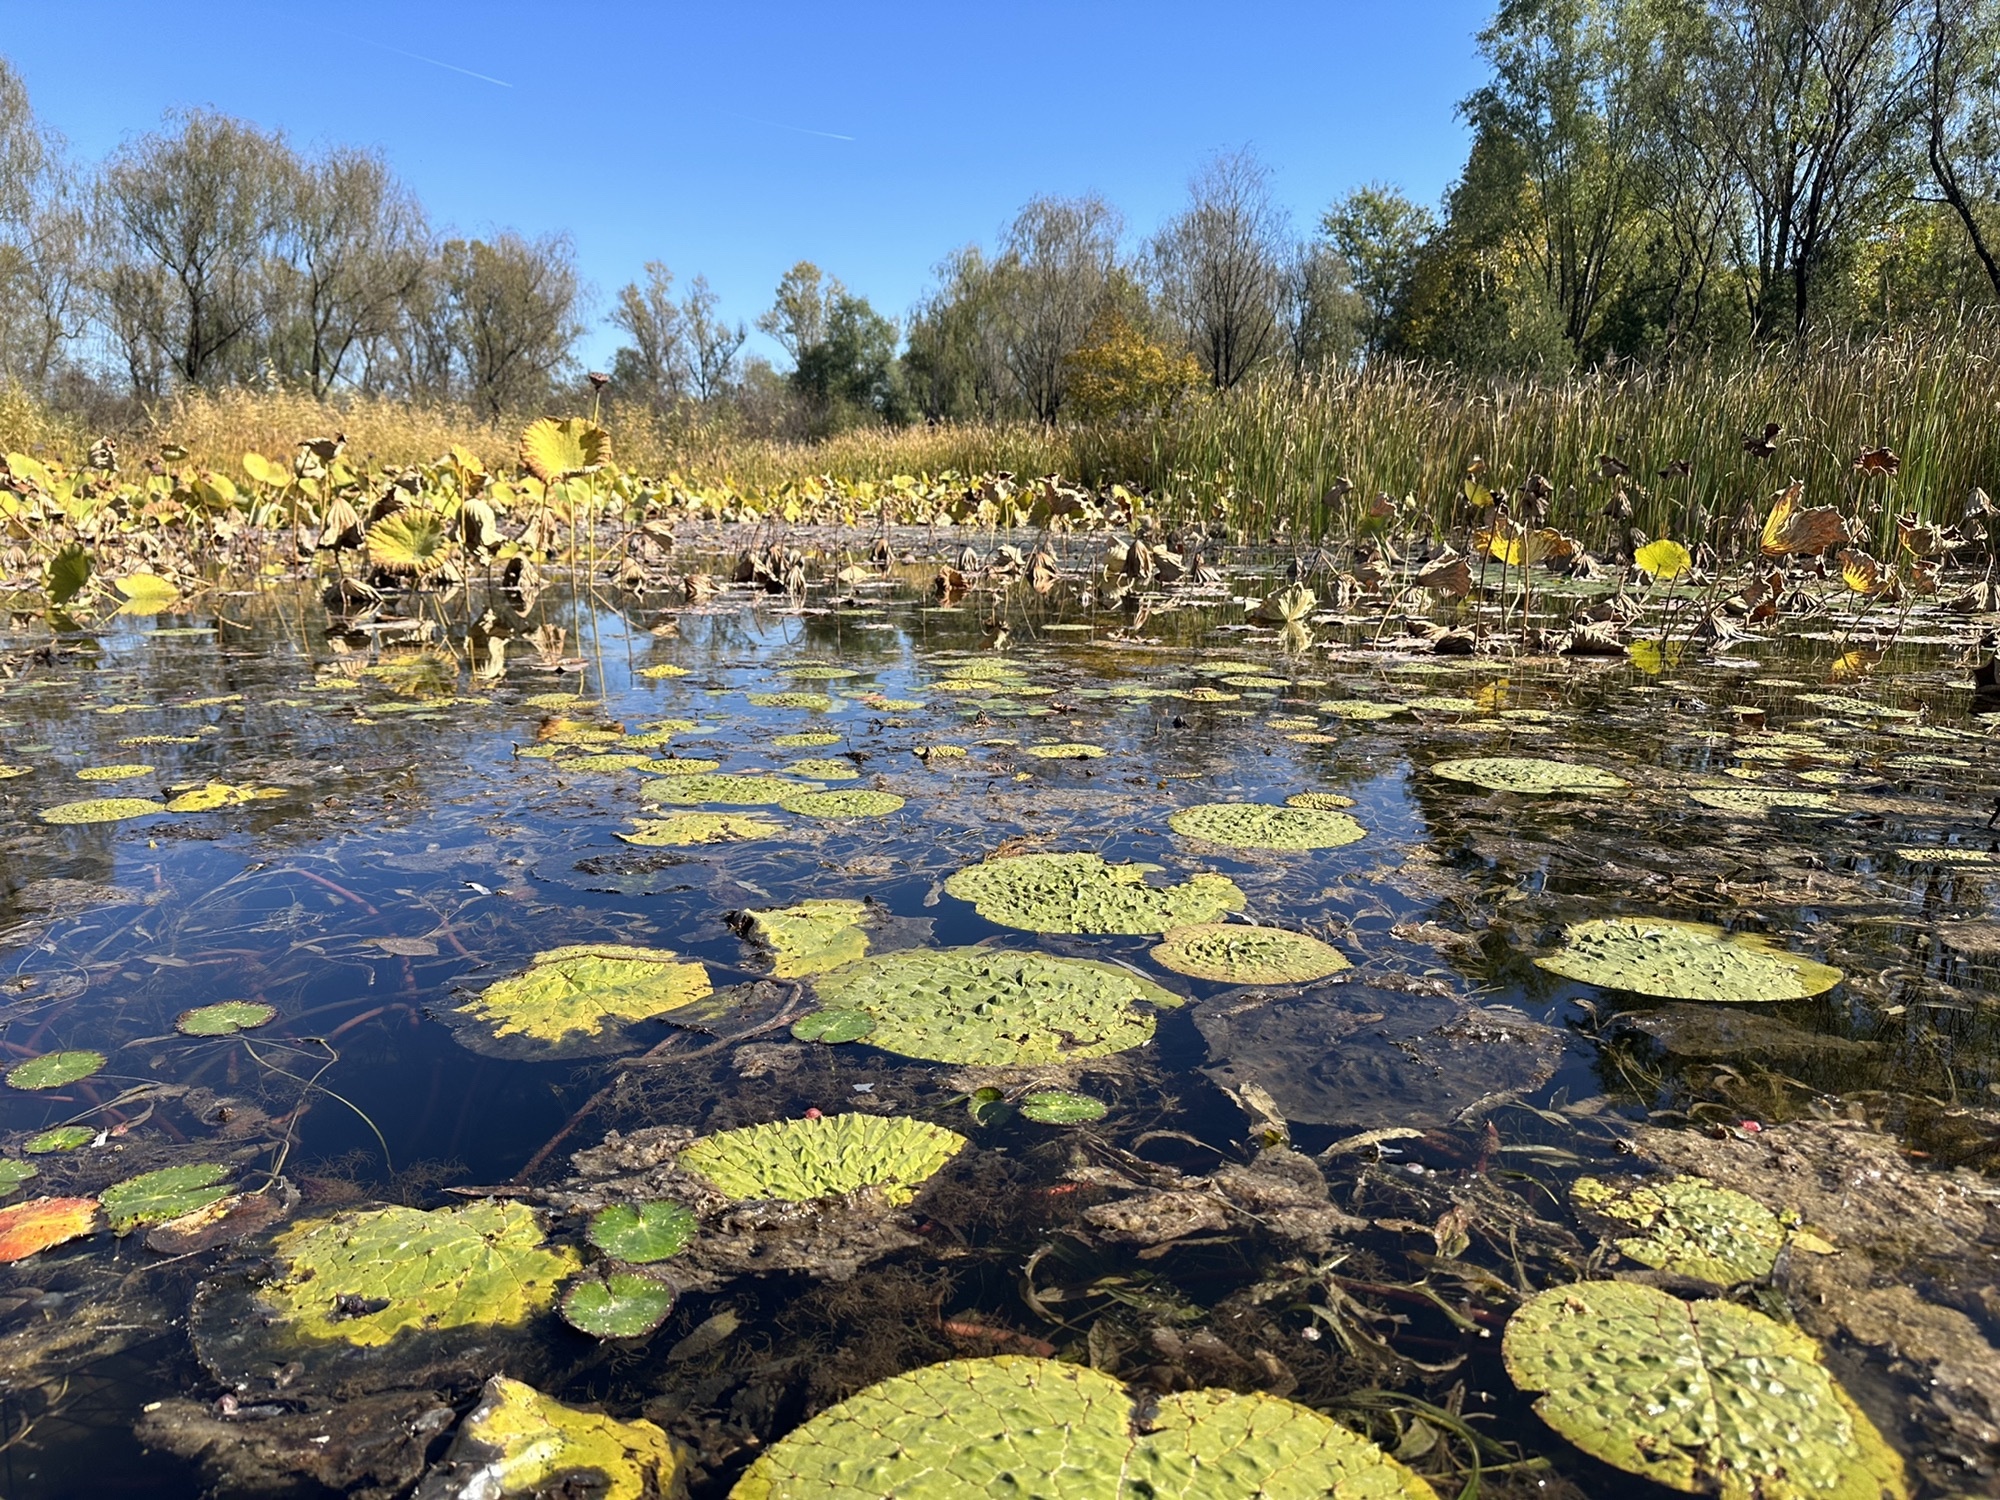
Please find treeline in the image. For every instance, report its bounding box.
[4,0,2000,441]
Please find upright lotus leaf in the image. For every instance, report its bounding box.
[1536,918,1841,1002]
[437,1376,681,1500]
[1168,802,1367,851]
[1504,1280,1905,1500]
[366,510,451,575]
[739,899,870,978]
[619,813,784,846]
[100,1163,233,1233]
[807,947,1181,1065]
[39,797,166,824]
[1634,539,1693,581]
[0,1197,98,1263]
[7,1050,107,1090]
[459,945,711,1051]
[586,1201,697,1263]
[1432,758,1630,794]
[730,1356,1436,1500]
[519,416,611,482]
[177,1001,276,1036]
[943,852,1245,935]
[266,1201,579,1347]
[114,572,181,614]
[642,773,813,807]
[780,790,904,818]
[561,1271,677,1339]
[677,1114,967,1206]
[1572,1175,1792,1285]
[1151,924,1351,984]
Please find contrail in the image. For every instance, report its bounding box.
[723,112,855,142]
[324,30,514,88]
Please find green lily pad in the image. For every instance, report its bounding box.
[457,945,712,1053]
[745,691,834,710]
[791,1008,876,1043]
[1688,787,1835,814]
[1504,1280,1905,1500]
[1572,1175,1793,1285]
[0,1160,38,1195]
[642,773,813,807]
[75,762,154,781]
[1320,699,1403,720]
[637,663,691,679]
[586,1201,697,1263]
[1167,802,1366,851]
[773,731,842,748]
[632,756,724,776]
[943,851,1245,934]
[558,752,658,773]
[785,666,864,680]
[677,1113,966,1206]
[1404,695,1482,713]
[785,757,861,780]
[443,1376,684,1500]
[100,1163,233,1234]
[1150,923,1351,984]
[176,1001,276,1036]
[739,899,870,977]
[163,781,284,812]
[731,1355,1438,1500]
[618,813,785,846]
[7,1051,107,1090]
[780,789,904,818]
[1795,693,1916,719]
[1535,917,1841,1002]
[266,1201,580,1347]
[24,1127,94,1154]
[561,1270,678,1339]
[1286,791,1357,809]
[1023,742,1107,759]
[1433,757,1630,794]
[38,797,167,825]
[807,947,1181,1065]
[1018,1091,1108,1125]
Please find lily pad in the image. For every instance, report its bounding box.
[943,851,1245,934]
[1285,791,1358,810]
[746,691,834,710]
[457,945,712,1054]
[7,1050,107,1090]
[632,756,724,776]
[791,1008,876,1043]
[1504,1280,1905,1500]
[785,757,861,780]
[1432,757,1630,794]
[730,1355,1437,1500]
[1688,787,1835,814]
[0,763,32,779]
[642,773,812,807]
[38,797,167,824]
[1018,1091,1108,1125]
[177,1001,276,1036]
[780,789,904,818]
[586,1201,697,1264]
[265,1201,579,1347]
[619,813,784,846]
[1168,802,1366,851]
[100,1163,233,1234]
[1023,742,1107,758]
[1150,923,1351,984]
[1320,700,1403,720]
[677,1113,966,1206]
[434,1376,683,1500]
[0,1196,98,1263]
[75,762,155,781]
[0,1160,37,1195]
[773,731,842,748]
[739,899,870,978]
[637,662,691,679]
[163,781,285,812]
[561,1271,677,1339]
[1572,1175,1796,1285]
[24,1126,95,1154]
[1535,917,1841,1002]
[807,947,1181,1065]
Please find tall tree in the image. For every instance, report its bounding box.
[1921,0,2000,297]
[1320,185,1437,356]
[440,232,583,415]
[757,261,837,364]
[610,260,691,407]
[1150,148,1288,389]
[995,194,1124,422]
[682,275,747,402]
[903,246,1013,421]
[0,59,86,389]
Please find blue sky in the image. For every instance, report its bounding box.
[2,1,1493,366]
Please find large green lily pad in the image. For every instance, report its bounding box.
[457,945,712,1055]
[586,1201,697,1263]
[1432,757,1630,794]
[643,773,816,806]
[807,947,1182,1065]
[677,1113,966,1206]
[1150,924,1351,984]
[265,1202,579,1348]
[7,1050,107,1090]
[100,1163,233,1234]
[730,1355,1438,1499]
[1535,918,1841,1002]
[1504,1280,1905,1500]
[437,1376,684,1500]
[943,852,1245,934]
[619,812,785,846]
[739,899,870,977]
[38,797,167,824]
[1572,1175,1801,1285]
[1168,802,1367,851]
[780,789,904,818]
[561,1271,677,1339]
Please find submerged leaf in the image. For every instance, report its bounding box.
[677,1113,966,1206]
[943,851,1244,935]
[24,1127,95,1155]
[1017,1091,1108,1125]
[1536,917,1841,1002]
[441,1376,680,1500]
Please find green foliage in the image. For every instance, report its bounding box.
[100,1163,232,1233]
[586,1201,697,1264]
[942,851,1245,934]
[1167,802,1367,851]
[739,899,870,977]
[1571,1175,1794,1285]
[618,812,784,846]
[780,789,904,818]
[1536,917,1842,1002]
[642,774,810,807]
[1017,1091,1109,1125]
[37,796,165,825]
[1149,923,1351,984]
[458,945,712,1050]
[176,1001,276,1036]
[561,1271,677,1339]
[1432,757,1629,794]
[676,1113,966,1206]
[7,1050,107,1090]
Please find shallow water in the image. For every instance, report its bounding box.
[1,551,1996,1498]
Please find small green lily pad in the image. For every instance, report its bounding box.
[619,813,785,846]
[24,1127,95,1154]
[745,691,833,710]
[790,1008,877,1043]
[7,1051,107,1091]
[784,757,860,781]
[1150,923,1350,984]
[100,1163,233,1233]
[1018,1091,1108,1125]
[739,899,870,977]
[1168,802,1366,850]
[772,731,842,748]
[176,1001,277,1036]
[75,763,155,781]
[642,773,813,807]
[0,1160,38,1195]
[1572,1174,1793,1285]
[586,1201,697,1263]
[562,1270,677,1339]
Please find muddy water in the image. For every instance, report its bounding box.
[0,555,1995,1498]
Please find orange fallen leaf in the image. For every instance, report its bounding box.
[0,1196,98,1263]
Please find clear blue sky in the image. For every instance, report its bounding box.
[2,1,1493,366]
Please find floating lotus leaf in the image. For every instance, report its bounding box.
[0,763,30,778]
[943,852,1245,934]
[586,1201,697,1263]
[781,790,903,818]
[807,947,1181,1065]
[785,665,863,680]
[459,946,711,1051]
[731,1355,1437,1500]
[619,813,784,846]
[163,781,284,812]
[0,1197,98,1263]
[1168,802,1366,851]
[1287,791,1357,809]
[1572,1175,1793,1285]
[7,1050,107,1090]
[746,691,833,710]
[266,1202,579,1347]
[561,1270,677,1339]
[1795,693,1915,720]
[1018,1091,1108,1125]
[520,415,611,482]
[176,1001,277,1036]
[365,509,451,575]
[1150,923,1351,984]
[1433,757,1630,794]
[24,1127,94,1154]
[443,1376,680,1500]
[1182,686,1239,702]
[791,1008,876,1042]
[39,797,166,824]
[643,773,812,807]
[1405,695,1482,712]
[1897,847,1998,864]
[634,757,724,776]
[1320,700,1402,720]
[774,731,843,748]
[636,662,690,679]
[1536,917,1840,1002]
[785,757,860,780]
[740,899,870,978]
[1504,1280,1904,1500]
[677,1113,966,1206]
[75,762,154,781]
[1689,787,1835,814]
[0,1160,36,1195]
[1024,742,1107,758]
[1287,731,1341,744]
[100,1163,233,1234]
[559,752,656,773]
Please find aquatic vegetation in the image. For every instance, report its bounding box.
[805,947,1181,1065]
[561,1271,677,1339]
[1571,1175,1815,1285]
[75,762,154,781]
[745,691,834,710]
[943,851,1245,934]
[636,662,691,679]
[618,812,784,845]
[1503,1280,1904,1500]
[0,1197,98,1263]
[1168,801,1366,850]
[0,1161,37,1195]
[1150,923,1351,984]
[24,1127,94,1154]
[100,1163,233,1234]
[585,1201,696,1263]
[784,757,861,780]
[1017,1090,1108,1124]
[518,416,611,482]
[457,945,712,1051]
[7,1050,107,1090]
[675,1113,966,1206]
[162,781,284,811]
[642,773,812,806]
[737,899,870,977]
[1536,917,1841,1002]
[1023,742,1107,758]
[772,731,842,748]
[779,789,903,818]
[631,756,723,775]
[1432,757,1629,794]
[436,1376,681,1500]
[176,1001,276,1036]
[731,1356,1438,1500]
[1688,786,1836,814]
[1286,791,1357,809]
[37,796,167,824]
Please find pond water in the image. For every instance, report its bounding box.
[0,543,1996,1499]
